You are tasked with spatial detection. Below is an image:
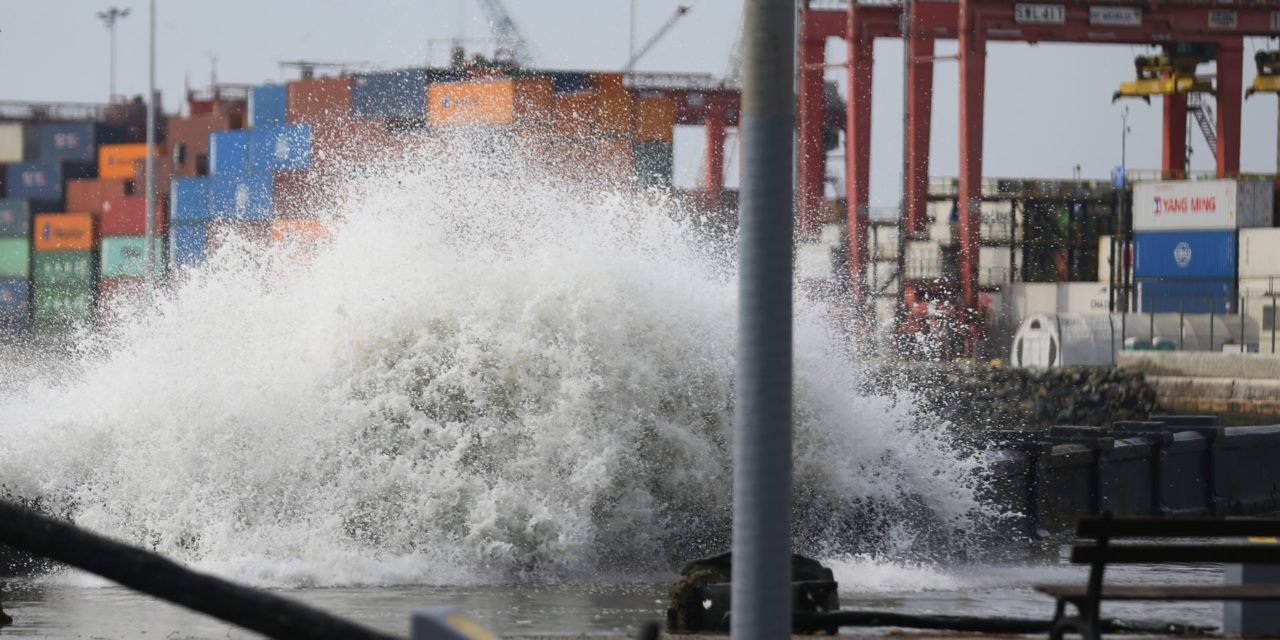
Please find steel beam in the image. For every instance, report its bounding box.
[846,36,874,307]
[906,33,935,238]
[1163,94,1189,178]
[958,0,985,310]
[1218,38,1244,178]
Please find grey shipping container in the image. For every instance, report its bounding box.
[351,68,463,119]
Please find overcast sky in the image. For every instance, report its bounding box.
[3,1,1279,205]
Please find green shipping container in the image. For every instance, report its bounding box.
[632,141,674,188]
[100,237,165,278]
[34,282,94,322]
[33,251,93,285]
[0,238,30,278]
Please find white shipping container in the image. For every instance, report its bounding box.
[979,246,1022,286]
[1238,228,1280,278]
[1132,179,1273,231]
[1240,277,1280,332]
[1059,282,1112,315]
[905,241,942,280]
[0,123,34,163]
[1008,283,1059,325]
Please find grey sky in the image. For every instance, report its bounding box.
[3,2,1279,206]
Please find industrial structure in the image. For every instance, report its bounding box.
[794,0,1280,356]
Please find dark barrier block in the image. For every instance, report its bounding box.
[1215,425,1280,516]
[1113,421,1170,433]
[1036,441,1110,537]
[1159,430,1215,517]
[1050,426,1109,439]
[1100,437,1157,517]
[1150,414,1220,427]
[981,447,1039,537]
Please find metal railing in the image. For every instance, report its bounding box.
[1116,290,1280,354]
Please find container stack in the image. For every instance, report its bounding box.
[0,200,31,338]
[632,96,676,188]
[169,177,210,269]
[1132,179,1273,314]
[31,212,95,338]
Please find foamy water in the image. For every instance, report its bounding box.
[0,137,988,588]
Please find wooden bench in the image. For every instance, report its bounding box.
[1035,513,1280,640]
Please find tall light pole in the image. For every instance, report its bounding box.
[732,0,794,638]
[97,7,131,102]
[143,0,156,284]
[1121,105,1130,173]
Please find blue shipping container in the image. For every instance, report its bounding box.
[170,222,208,268]
[209,130,250,175]
[36,123,127,162]
[249,85,288,128]
[171,178,211,222]
[352,70,428,119]
[5,161,95,201]
[1134,230,1237,279]
[0,278,29,312]
[1136,278,1237,314]
[0,198,60,237]
[209,173,273,221]
[248,125,312,173]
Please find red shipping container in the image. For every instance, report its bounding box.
[167,114,236,178]
[65,178,131,215]
[100,196,167,237]
[310,119,387,168]
[132,148,174,197]
[287,76,354,125]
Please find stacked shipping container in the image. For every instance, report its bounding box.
[1132,179,1274,314]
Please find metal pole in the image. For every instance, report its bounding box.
[629,0,637,66]
[895,0,912,353]
[1271,295,1276,354]
[144,0,156,284]
[732,0,794,637]
[109,21,117,101]
[1179,298,1185,350]
[1241,295,1246,351]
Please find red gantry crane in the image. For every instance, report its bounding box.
[796,0,1280,355]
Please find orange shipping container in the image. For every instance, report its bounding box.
[427,78,554,127]
[633,97,675,143]
[34,213,95,252]
[99,143,154,179]
[595,91,633,136]
[270,218,332,242]
[549,91,633,138]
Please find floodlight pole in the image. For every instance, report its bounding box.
[731,0,795,638]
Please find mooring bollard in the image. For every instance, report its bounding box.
[1224,537,1280,637]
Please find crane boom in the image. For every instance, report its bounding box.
[623,5,691,72]
[474,0,533,66]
